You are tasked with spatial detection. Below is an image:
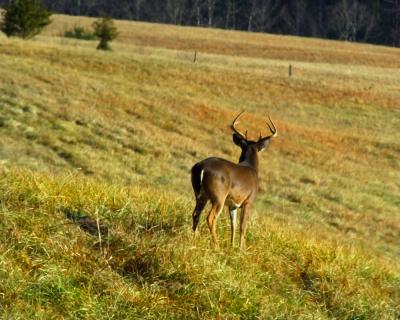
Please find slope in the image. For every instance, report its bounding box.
[0,14,399,318]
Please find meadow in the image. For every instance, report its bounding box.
[0,14,399,319]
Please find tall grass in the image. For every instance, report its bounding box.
[0,168,399,318]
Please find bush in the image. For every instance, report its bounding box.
[64,26,96,41]
[92,16,118,50]
[1,0,51,39]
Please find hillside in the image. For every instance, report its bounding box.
[0,14,399,319]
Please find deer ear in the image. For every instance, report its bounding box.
[257,138,271,152]
[233,133,246,147]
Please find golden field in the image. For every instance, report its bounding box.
[0,14,399,319]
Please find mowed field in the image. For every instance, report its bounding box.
[0,14,399,319]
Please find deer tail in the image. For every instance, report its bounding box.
[191,162,204,197]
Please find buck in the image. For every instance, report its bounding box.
[191,112,277,248]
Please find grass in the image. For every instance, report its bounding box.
[0,14,399,318]
[0,168,399,319]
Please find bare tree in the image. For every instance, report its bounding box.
[207,0,216,27]
[247,0,256,31]
[282,0,308,36]
[166,0,186,24]
[225,0,238,29]
[193,0,202,26]
[309,0,329,38]
[330,0,376,42]
[384,0,400,46]
[246,0,283,33]
[133,0,145,21]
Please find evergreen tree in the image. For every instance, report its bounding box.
[93,16,118,50]
[1,0,51,39]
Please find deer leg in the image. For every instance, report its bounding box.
[207,201,223,248]
[229,207,237,247]
[192,199,207,235]
[239,203,251,249]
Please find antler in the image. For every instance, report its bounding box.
[266,116,277,137]
[259,115,278,140]
[231,111,247,139]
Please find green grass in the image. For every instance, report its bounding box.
[1,169,399,319]
[0,14,399,318]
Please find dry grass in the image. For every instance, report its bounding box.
[45,14,400,68]
[0,14,399,318]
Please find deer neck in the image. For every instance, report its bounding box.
[238,147,259,174]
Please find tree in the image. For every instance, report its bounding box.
[247,0,256,31]
[207,0,216,27]
[250,0,283,33]
[93,16,118,50]
[135,0,146,21]
[225,0,237,29]
[383,0,400,46]
[308,0,329,38]
[0,0,397,47]
[329,0,376,42]
[193,0,203,26]
[281,0,309,36]
[166,0,186,25]
[1,0,51,39]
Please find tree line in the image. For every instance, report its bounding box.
[1,0,399,47]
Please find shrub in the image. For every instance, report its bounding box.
[0,0,51,39]
[92,16,118,50]
[64,26,96,41]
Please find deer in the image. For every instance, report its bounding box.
[191,111,277,249]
